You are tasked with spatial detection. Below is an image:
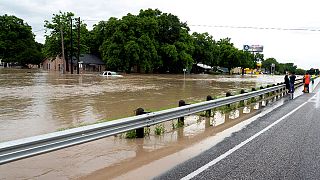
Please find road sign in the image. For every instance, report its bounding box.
[243,45,250,51]
[243,45,263,52]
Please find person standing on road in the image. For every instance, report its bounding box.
[289,72,296,99]
[303,72,311,93]
[284,73,290,93]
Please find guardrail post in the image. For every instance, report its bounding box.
[136,108,146,138]
[251,88,256,104]
[239,89,246,107]
[266,85,272,105]
[178,100,188,125]
[276,83,280,100]
[226,92,232,107]
[259,86,264,100]
[205,95,214,117]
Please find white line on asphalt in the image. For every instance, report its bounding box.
[316,91,320,109]
[181,95,315,180]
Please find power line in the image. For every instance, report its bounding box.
[33,28,46,33]
[82,19,101,22]
[189,24,320,32]
[32,22,320,33]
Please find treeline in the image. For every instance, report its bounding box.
[0,15,43,67]
[42,9,259,73]
[0,9,305,74]
[261,58,319,75]
[87,9,259,73]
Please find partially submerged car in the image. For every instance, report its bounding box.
[100,71,123,77]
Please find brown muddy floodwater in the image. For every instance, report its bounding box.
[0,68,291,180]
[0,68,284,142]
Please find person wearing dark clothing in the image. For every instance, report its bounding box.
[289,72,296,99]
[284,74,290,92]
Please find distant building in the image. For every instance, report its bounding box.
[42,54,106,73]
[230,67,242,74]
[42,56,65,72]
[218,67,229,74]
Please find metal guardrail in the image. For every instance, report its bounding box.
[0,79,304,165]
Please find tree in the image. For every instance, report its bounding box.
[217,38,242,72]
[98,8,194,73]
[238,50,255,69]
[43,11,89,71]
[295,68,306,75]
[192,32,218,67]
[0,14,43,66]
[86,8,306,74]
[254,53,264,62]
[262,58,279,73]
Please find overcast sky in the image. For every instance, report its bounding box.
[1,0,320,69]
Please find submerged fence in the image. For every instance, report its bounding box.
[0,78,304,165]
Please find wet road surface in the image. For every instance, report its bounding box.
[156,80,320,179]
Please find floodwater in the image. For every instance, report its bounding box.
[0,68,289,179]
[0,68,284,142]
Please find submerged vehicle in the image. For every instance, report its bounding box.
[100,71,123,77]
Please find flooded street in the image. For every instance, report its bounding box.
[0,68,298,179]
[0,68,285,142]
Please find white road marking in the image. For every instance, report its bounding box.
[316,91,320,109]
[181,95,315,180]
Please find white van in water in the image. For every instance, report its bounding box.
[100,71,123,77]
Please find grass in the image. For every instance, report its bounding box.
[144,127,151,137]
[125,130,136,139]
[171,120,184,129]
[239,100,245,108]
[154,124,165,135]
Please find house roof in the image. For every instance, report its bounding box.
[70,54,105,65]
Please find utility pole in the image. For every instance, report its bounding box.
[70,17,73,74]
[77,17,80,74]
[60,26,66,74]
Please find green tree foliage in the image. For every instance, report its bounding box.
[192,32,218,66]
[0,14,43,66]
[254,53,264,62]
[41,9,300,74]
[279,63,297,74]
[95,9,195,73]
[295,68,306,75]
[217,38,244,71]
[263,58,298,74]
[43,11,89,71]
[262,58,279,72]
[86,9,285,74]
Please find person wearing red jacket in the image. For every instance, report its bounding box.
[303,72,311,93]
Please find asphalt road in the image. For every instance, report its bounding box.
[156,83,320,179]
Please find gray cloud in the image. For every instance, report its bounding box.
[1,0,320,69]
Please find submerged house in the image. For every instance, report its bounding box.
[42,54,106,73]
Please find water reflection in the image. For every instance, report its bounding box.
[0,69,285,141]
[0,92,288,179]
